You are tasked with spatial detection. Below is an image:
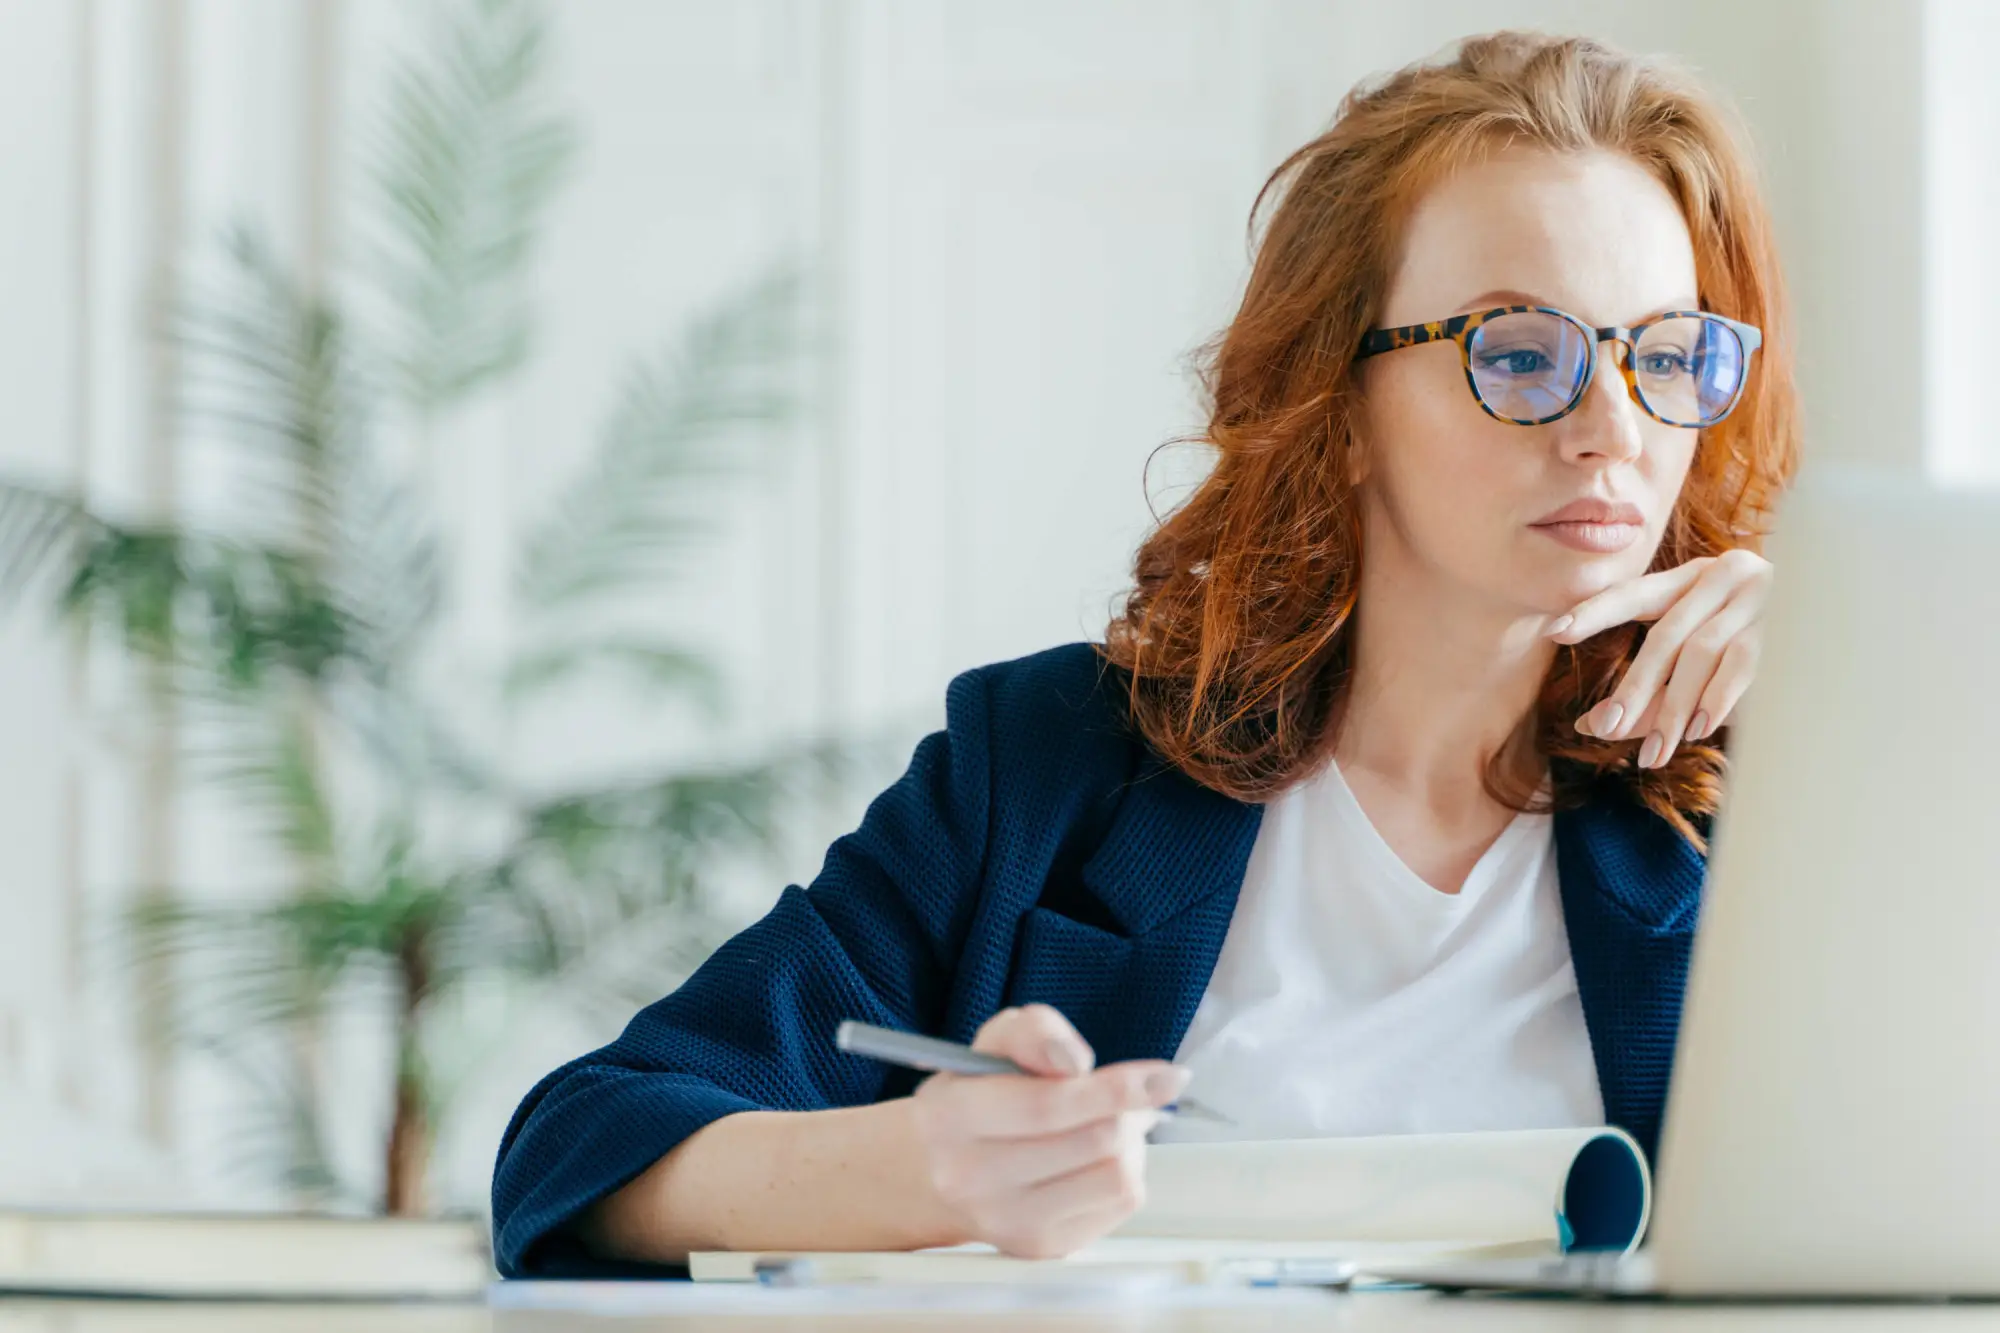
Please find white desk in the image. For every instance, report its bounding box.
[6,1293,2000,1331]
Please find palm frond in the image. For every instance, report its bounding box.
[173,227,356,558]
[176,228,443,680]
[540,899,739,1026]
[184,1031,349,1205]
[186,545,365,691]
[362,0,577,411]
[324,671,503,799]
[124,866,456,1047]
[0,480,102,615]
[182,692,340,880]
[50,521,387,695]
[501,635,724,713]
[512,267,806,615]
[529,732,872,872]
[519,760,786,874]
[444,735,863,985]
[126,897,348,1033]
[63,527,199,663]
[323,458,443,675]
[0,479,248,672]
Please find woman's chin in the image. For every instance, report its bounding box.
[1516,566,1624,618]
[1529,544,1653,607]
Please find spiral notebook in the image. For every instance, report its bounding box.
[690,1124,1649,1286]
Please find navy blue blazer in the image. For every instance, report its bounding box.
[490,641,1706,1277]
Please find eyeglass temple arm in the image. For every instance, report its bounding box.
[1355,317,1468,359]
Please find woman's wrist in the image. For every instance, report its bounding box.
[760,1095,973,1252]
[579,1097,970,1263]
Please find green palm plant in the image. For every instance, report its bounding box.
[0,0,850,1217]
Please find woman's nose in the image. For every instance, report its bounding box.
[1558,341,1646,463]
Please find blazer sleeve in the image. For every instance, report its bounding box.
[488,663,996,1277]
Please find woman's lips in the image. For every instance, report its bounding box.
[1533,519,1643,553]
[1530,498,1645,553]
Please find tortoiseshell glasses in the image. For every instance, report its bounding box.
[1355,305,1763,428]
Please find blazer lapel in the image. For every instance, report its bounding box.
[1077,761,1266,937]
[1553,794,1707,1163]
[1004,761,1263,1065]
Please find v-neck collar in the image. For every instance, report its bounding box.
[1314,758,1553,905]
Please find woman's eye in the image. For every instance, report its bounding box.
[1480,348,1551,376]
[1639,350,1690,377]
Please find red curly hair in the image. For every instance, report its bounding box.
[1101,30,1802,848]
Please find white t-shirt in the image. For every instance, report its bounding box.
[1151,759,1603,1143]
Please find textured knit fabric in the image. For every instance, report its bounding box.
[488,640,1705,1277]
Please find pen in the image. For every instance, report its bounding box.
[834,1019,1235,1125]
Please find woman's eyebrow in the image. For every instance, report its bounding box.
[1452,289,1703,321]
[1456,287,1543,312]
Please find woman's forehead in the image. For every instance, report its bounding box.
[1381,146,1699,329]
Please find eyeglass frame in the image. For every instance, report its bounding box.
[1353,304,1764,428]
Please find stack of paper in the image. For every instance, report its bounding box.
[0,1208,492,1300]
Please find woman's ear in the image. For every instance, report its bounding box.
[1344,396,1372,487]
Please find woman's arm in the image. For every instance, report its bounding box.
[490,664,997,1276]
[490,646,1168,1275]
[577,1100,960,1260]
[576,1005,1186,1264]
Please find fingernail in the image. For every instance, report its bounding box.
[1688,711,1709,741]
[1043,1040,1088,1076]
[1595,702,1624,738]
[1545,615,1573,638]
[1638,732,1664,768]
[1144,1067,1192,1104]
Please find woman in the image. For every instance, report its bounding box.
[491,29,1799,1275]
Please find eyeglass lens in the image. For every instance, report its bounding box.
[1466,311,1747,425]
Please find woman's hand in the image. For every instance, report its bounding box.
[1546,548,1773,769]
[910,1003,1188,1259]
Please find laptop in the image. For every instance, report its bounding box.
[1380,466,2000,1298]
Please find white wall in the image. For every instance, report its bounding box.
[0,0,1986,1211]
[1924,0,2000,484]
